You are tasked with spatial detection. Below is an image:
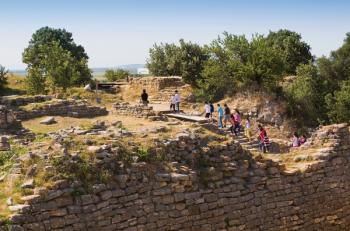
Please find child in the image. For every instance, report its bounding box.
[230,114,238,136]
[233,109,241,134]
[291,132,300,147]
[258,124,269,153]
[263,130,270,153]
[299,134,307,145]
[245,117,252,140]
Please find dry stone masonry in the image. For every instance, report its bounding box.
[113,102,156,118]
[0,105,18,130]
[1,124,350,230]
[0,95,52,107]
[13,99,108,121]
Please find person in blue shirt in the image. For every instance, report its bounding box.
[217,104,224,128]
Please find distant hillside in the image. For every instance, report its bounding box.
[10,64,146,77]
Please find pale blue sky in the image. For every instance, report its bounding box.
[0,0,349,70]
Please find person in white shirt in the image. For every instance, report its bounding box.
[174,90,180,113]
[204,102,211,119]
[170,94,176,111]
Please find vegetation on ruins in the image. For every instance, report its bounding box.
[104,68,130,82]
[0,65,8,92]
[147,30,350,125]
[22,27,92,93]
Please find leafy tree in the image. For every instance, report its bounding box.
[284,63,326,126]
[266,29,313,74]
[199,33,284,100]
[146,44,168,76]
[146,40,207,85]
[325,81,350,123]
[25,68,46,94]
[0,65,8,91]
[104,69,129,81]
[22,27,92,92]
[179,39,207,86]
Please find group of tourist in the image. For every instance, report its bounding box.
[140,89,181,113]
[208,103,271,153]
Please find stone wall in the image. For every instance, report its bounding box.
[0,95,52,107]
[14,100,108,121]
[113,102,156,118]
[0,105,18,130]
[130,77,184,92]
[2,124,350,231]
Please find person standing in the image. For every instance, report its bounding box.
[223,104,231,128]
[204,102,211,119]
[141,89,148,106]
[174,90,180,113]
[170,94,176,111]
[217,104,224,128]
[209,102,214,119]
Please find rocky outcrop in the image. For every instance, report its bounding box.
[1,124,350,231]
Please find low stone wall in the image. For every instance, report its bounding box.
[2,124,350,230]
[0,105,18,130]
[130,77,184,92]
[113,102,155,118]
[14,100,108,121]
[0,95,52,107]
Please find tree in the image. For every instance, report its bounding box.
[104,69,129,81]
[199,32,284,100]
[146,44,169,76]
[25,68,46,94]
[326,81,350,123]
[179,39,207,86]
[284,63,326,126]
[22,27,92,92]
[0,65,8,91]
[266,29,313,74]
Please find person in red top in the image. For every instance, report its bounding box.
[258,124,269,153]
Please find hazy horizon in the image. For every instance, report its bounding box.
[1,0,350,70]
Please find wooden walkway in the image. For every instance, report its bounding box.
[166,113,208,123]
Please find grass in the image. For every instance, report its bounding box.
[1,74,27,96]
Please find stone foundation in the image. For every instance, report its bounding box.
[14,100,108,121]
[113,102,156,118]
[0,105,18,130]
[130,77,184,92]
[0,95,52,107]
[1,124,350,230]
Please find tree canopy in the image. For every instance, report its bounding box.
[104,69,130,82]
[23,26,92,93]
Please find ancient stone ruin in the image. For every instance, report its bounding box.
[1,124,350,231]
[0,105,18,130]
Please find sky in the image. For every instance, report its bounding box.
[0,0,349,70]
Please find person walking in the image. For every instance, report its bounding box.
[233,109,241,135]
[217,104,224,128]
[229,114,238,135]
[223,104,231,128]
[174,90,181,113]
[258,124,270,153]
[245,117,252,140]
[141,89,148,106]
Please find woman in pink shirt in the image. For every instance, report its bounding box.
[233,109,241,134]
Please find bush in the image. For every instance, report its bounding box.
[325,81,350,123]
[0,65,8,92]
[104,69,129,82]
